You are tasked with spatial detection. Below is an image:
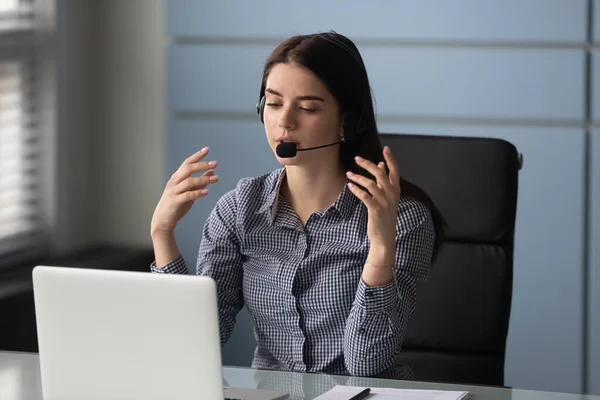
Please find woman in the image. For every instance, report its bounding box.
[150,31,444,378]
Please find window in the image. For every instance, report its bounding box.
[0,0,45,260]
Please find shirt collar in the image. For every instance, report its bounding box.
[331,182,360,220]
[257,168,285,221]
[257,168,360,222]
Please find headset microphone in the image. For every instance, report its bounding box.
[275,140,343,158]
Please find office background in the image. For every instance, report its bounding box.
[163,0,599,395]
[5,0,599,396]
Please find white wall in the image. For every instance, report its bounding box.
[52,0,165,252]
[89,0,165,248]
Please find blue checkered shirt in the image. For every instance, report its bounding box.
[151,168,434,377]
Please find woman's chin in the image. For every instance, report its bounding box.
[276,156,299,166]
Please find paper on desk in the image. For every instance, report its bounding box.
[313,385,469,400]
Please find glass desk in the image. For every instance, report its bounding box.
[1,351,599,400]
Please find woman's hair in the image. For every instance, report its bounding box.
[259,31,445,261]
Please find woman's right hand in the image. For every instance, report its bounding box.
[150,147,218,236]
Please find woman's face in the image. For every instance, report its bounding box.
[263,62,344,165]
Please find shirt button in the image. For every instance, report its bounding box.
[359,328,365,334]
[366,291,374,298]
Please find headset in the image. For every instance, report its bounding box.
[256,33,369,144]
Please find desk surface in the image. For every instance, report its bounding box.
[1,351,598,400]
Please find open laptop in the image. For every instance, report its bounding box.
[32,265,289,400]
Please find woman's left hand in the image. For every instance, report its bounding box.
[346,146,401,252]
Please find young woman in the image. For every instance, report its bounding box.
[150,31,443,378]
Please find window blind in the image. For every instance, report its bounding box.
[0,0,44,258]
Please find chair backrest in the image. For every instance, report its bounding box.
[379,133,520,386]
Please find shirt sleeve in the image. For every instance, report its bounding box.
[195,190,245,347]
[148,190,245,347]
[150,256,188,274]
[344,198,435,376]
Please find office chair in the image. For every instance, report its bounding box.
[379,133,521,386]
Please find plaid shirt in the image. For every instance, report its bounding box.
[151,168,434,377]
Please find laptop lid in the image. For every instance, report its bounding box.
[32,266,224,400]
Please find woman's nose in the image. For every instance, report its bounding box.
[277,107,296,130]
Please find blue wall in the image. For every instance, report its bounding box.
[165,0,599,395]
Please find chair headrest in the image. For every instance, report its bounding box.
[380,133,520,243]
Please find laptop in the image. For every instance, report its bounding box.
[32,265,289,400]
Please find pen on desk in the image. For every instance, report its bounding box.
[347,387,371,400]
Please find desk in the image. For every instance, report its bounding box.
[0,351,598,400]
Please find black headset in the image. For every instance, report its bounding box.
[256,33,368,144]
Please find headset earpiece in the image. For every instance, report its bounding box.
[256,96,266,123]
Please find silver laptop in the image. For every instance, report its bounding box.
[32,265,289,400]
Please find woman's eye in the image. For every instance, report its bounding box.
[266,103,281,108]
[299,107,316,113]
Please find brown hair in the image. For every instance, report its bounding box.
[259,31,445,260]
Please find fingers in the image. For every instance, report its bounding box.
[347,182,376,208]
[171,147,218,184]
[354,156,392,192]
[349,150,402,210]
[174,170,219,195]
[184,146,209,164]
[176,188,211,203]
[346,171,385,203]
[172,160,218,185]
[382,146,401,187]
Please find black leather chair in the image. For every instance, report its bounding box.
[379,133,521,387]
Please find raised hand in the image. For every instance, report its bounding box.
[346,146,401,255]
[151,147,219,236]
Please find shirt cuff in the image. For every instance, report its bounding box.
[150,255,188,274]
[354,278,400,313]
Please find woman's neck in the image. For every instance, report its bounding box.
[281,160,347,223]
